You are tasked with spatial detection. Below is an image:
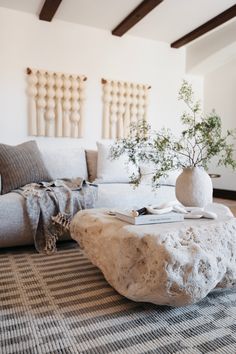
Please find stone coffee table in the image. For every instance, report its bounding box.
[70,204,236,307]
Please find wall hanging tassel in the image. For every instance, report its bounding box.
[27,69,38,135]
[26,68,87,138]
[102,78,151,139]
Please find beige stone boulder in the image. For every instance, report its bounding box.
[71,204,236,306]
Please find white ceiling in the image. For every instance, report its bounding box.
[0,0,235,44]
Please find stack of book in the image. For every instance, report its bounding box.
[115,210,184,225]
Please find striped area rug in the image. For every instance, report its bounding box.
[0,242,236,354]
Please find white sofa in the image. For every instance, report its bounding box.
[0,143,176,248]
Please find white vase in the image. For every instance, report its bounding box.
[175,167,213,207]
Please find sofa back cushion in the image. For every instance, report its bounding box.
[37,141,88,181]
[95,141,137,183]
[85,150,97,182]
[0,141,51,194]
[140,163,181,186]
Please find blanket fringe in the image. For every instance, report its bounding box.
[51,212,71,231]
[44,233,57,255]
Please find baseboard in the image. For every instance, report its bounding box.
[213,189,236,200]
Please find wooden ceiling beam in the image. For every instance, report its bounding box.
[171,4,236,48]
[39,0,62,22]
[112,0,164,37]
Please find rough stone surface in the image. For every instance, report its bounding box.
[71,204,236,307]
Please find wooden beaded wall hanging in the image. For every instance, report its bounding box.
[26,68,87,138]
[101,78,151,139]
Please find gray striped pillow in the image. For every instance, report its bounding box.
[0,141,51,194]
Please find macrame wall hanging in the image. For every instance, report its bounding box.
[26,68,87,138]
[102,78,151,139]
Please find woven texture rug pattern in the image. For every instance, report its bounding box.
[0,243,236,354]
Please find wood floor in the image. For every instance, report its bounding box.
[214,198,236,216]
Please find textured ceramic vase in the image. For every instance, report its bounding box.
[175,167,213,207]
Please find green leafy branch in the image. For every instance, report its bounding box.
[110,80,236,186]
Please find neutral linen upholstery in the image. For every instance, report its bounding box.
[0,192,70,247]
[0,144,176,248]
[0,141,51,194]
[85,150,98,182]
[96,141,137,183]
[0,183,176,248]
[0,192,34,247]
[94,183,176,209]
[38,142,88,180]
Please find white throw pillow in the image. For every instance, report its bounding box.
[95,141,137,183]
[37,141,88,180]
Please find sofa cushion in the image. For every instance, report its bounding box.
[0,192,70,248]
[0,141,51,194]
[94,183,176,209]
[140,164,181,186]
[37,141,88,181]
[0,192,34,246]
[85,150,97,182]
[95,141,137,183]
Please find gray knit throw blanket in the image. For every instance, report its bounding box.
[16,178,97,254]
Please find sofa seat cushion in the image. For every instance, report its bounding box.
[0,192,34,247]
[0,192,72,248]
[94,183,176,209]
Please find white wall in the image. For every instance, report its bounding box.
[0,7,202,148]
[186,20,236,75]
[204,60,236,191]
